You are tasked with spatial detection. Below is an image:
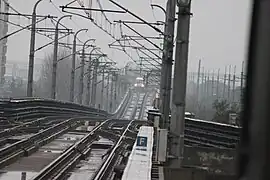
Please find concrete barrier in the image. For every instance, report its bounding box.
[163,167,237,180]
[183,146,236,175]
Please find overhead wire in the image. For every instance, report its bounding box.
[118,36,158,72]
[96,0,111,23]
[66,0,162,78]
[50,0,85,44]
[0,17,47,41]
[2,0,31,20]
[69,0,135,62]
[1,0,72,51]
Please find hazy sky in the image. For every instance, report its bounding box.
[5,0,252,73]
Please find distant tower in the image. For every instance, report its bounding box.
[0,0,9,85]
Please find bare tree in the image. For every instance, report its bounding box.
[35,48,73,101]
[35,49,121,110]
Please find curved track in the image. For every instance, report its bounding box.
[0,89,151,180]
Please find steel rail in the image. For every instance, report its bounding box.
[138,91,149,120]
[0,117,80,168]
[31,119,112,180]
[92,120,134,180]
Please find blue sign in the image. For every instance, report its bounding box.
[136,136,147,147]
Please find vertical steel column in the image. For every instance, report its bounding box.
[232,66,236,103]
[85,55,92,105]
[78,40,93,104]
[70,29,87,102]
[27,0,44,97]
[51,15,71,99]
[114,73,118,109]
[91,58,98,107]
[160,0,177,129]
[211,70,214,99]
[223,66,227,99]
[206,70,210,99]
[110,72,114,112]
[216,68,220,99]
[106,73,110,111]
[101,67,105,109]
[196,60,201,112]
[78,49,85,104]
[169,2,192,167]
[228,65,231,102]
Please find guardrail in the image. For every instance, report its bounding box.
[0,117,79,168]
[185,118,240,136]
[92,120,134,180]
[147,110,240,148]
[0,89,133,123]
[112,88,132,118]
[0,98,108,121]
[138,91,149,120]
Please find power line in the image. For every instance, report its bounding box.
[0,17,47,41]
[2,0,31,20]
[1,0,72,51]
[65,2,129,55]
[50,1,85,43]
[96,0,111,23]
[0,17,71,50]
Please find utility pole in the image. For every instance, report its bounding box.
[106,73,110,111]
[85,55,92,105]
[169,0,192,167]
[201,67,204,97]
[101,67,105,110]
[114,73,118,110]
[232,66,236,103]
[204,72,207,100]
[51,15,71,99]
[91,54,106,107]
[124,65,128,92]
[223,66,227,99]
[27,0,44,97]
[159,0,177,129]
[91,58,98,107]
[78,39,93,104]
[110,72,114,112]
[116,74,121,106]
[211,70,214,98]
[207,70,210,98]
[216,68,220,99]
[196,59,201,112]
[70,28,87,102]
[228,65,231,102]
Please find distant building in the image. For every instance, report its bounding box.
[5,62,42,81]
[0,0,9,85]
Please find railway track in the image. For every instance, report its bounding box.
[0,117,107,179]
[135,92,148,120]
[26,118,147,180]
[0,89,151,180]
[46,90,149,180]
[90,90,150,180]
[0,117,79,168]
[184,119,240,148]
[92,120,135,180]
[30,119,112,180]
